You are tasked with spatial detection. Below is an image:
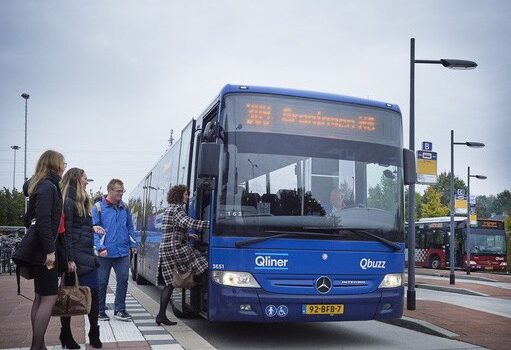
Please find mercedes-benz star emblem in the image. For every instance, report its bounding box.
[315,276,332,294]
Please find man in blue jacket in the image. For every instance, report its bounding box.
[92,178,137,322]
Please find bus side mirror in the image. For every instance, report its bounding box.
[198,143,220,178]
[403,148,416,185]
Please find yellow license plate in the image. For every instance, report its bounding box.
[485,266,493,271]
[303,304,344,315]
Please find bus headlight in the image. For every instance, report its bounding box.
[212,271,261,288]
[378,273,403,288]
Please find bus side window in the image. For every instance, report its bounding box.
[432,230,443,249]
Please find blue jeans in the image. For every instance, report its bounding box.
[97,255,130,313]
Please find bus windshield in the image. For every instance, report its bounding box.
[469,229,506,255]
[215,94,404,242]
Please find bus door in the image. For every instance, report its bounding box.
[138,173,152,280]
[194,109,220,317]
[173,108,219,319]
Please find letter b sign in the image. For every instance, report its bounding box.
[422,142,432,151]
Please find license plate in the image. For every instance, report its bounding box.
[303,304,344,315]
[485,266,493,271]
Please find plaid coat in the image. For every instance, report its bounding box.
[158,204,209,286]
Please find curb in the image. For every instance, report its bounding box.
[381,316,458,339]
[415,283,489,296]
[413,271,500,283]
[128,282,217,350]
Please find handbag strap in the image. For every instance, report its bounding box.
[60,270,80,287]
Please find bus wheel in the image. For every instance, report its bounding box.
[429,256,440,269]
[131,255,149,285]
[171,299,197,319]
[130,254,137,281]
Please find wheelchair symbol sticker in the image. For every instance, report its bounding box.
[277,305,288,317]
[265,305,277,317]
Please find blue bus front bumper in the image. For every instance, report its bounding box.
[208,283,404,322]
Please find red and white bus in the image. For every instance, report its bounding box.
[412,217,507,271]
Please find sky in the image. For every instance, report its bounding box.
[1,0,510,198]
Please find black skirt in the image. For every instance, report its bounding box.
[33,263,59,296]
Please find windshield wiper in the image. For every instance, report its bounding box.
[235,230,334,248]
[339,229,401,251]
[235,228,401,251]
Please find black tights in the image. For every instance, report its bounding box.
[30,293,58,350]
[60,288,99,332]
[158,285,173,317]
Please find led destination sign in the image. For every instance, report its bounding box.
[478,220,504,230]
[246,103,377,132]
[228,94,402,147]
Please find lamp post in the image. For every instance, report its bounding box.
[465,166,486,275]
[21,93,30,213]
[10,145,21,191]
[407,38,477,310]
[450,131,484,284]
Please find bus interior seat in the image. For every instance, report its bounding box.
[241,192,261,208]
[277,189,300,215]
[261,193,279,214]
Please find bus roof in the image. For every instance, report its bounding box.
[219,84,401,113]
[416,216,467,223]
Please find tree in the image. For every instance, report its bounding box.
[0,187,25,226]
[368,175,398,212]
[475,191,511,219]
[420,187,449,218]
[475,194,495,219]
[494,190,511,215]
[430,171,466,207]
[404,190,422,220]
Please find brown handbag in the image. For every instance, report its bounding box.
[172,268,195,288]
[52,271,92,317]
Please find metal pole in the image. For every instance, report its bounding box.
[13,147,17,191]
[24,98,28,182]
[466,166,471,275]
[449,130,456,284]
[407,38,416,310]
[22,93,29,213]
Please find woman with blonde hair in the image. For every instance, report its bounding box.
[58,168,104,348]
[22,150,66,350]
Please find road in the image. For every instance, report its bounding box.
[133,282,486,350]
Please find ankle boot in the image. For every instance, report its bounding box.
[88,325,103,348]
[59,327,80,349]
[155,314,177,326]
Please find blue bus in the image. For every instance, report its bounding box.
[128,84,416,322]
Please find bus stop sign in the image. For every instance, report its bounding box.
[416,150,437,184]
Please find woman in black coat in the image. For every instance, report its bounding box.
[23,150,65,350]
[58,167,105,349]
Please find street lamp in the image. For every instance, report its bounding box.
[407,38,477,310]
[21,93,29,213]
[465,166,486,275]
[10,145,21,191]
[450,130,484,284]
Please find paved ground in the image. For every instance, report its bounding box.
[1,268,510,350]
[402,268,511,350]
[0,273,207,349]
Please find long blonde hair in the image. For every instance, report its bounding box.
[61,167,91,217]
[28,150,65,195]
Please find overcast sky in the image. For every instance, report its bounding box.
[1,0,510,198]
